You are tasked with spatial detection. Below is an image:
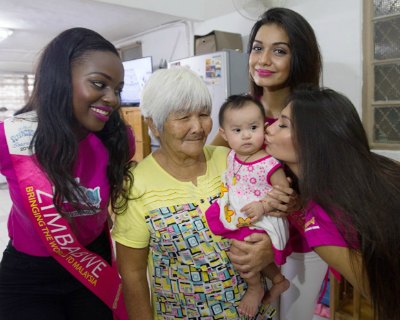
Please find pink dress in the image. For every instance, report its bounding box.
[205,150,289,265]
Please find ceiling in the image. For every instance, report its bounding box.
[0,0,237,74]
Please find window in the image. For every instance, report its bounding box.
[363,0,400,149]
[0,73,34,120]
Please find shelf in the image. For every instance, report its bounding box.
[329,272,374,320]
[120,107,151,161]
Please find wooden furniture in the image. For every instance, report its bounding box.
[329,272,374,320]
[120,107,151,161]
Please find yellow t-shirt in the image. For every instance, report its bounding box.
[112,145,274,319]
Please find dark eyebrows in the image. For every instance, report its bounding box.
[273,41,290,47]
[87,72,124,87]
[87,72,112,80]
[253,39,290,47]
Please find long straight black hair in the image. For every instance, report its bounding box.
[16,27,134,215]
[289,87,400,319]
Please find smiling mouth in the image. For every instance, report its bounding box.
[256,69,274,77]
[90,106,111,116]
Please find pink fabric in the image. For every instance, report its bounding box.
[205,149,290,265]
[304,202,351,281]
[230,152,281,190]
[0,127,111,256]
[1,114,129,319]
[265,117,278,126]
[205,201,288,265]
[206,202,265,241]
[303,202,348,249]
[287,211,312,253]
[314,303,330,318]
[127,126,136,159]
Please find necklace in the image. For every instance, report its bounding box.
[232,155,252,185]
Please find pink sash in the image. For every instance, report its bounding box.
[4,113,128,319]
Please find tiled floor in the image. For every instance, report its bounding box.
[0,182,327,320]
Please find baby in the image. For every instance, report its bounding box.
[206,94,290,317]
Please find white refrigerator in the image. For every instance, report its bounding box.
[168,50,249,143]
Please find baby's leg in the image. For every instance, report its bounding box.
[238,273,264,317]
[263,262,290,304]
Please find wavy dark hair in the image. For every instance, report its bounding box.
[288,87,400,319]
[248,7,322,97]
[16,27,134,215]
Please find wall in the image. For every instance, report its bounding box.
[114,21,193,70]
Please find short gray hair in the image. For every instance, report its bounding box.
[140,66,212,131]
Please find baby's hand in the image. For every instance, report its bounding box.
[241,201,265,223]
[259,198,274,214]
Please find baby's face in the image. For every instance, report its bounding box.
[220,102,265,156]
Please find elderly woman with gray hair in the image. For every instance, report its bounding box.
[112,67,275,319]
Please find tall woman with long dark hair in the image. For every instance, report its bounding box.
[0,27,134,319]
[216,8,328,319]
[266,86,400,320]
